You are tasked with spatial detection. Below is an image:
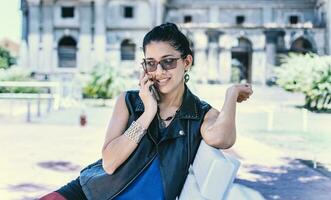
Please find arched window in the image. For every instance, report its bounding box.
[290,37,314,53]
[121,39,136,60]
[237,37,253,52]
[58,36,77,68]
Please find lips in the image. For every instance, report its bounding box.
[156,78,171,86]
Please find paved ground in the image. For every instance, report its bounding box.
[1,84,330,200]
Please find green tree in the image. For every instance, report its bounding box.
[0,47,16,69]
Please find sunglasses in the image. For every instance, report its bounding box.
[141,57,183,72]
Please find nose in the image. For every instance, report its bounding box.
[155,63,165,75]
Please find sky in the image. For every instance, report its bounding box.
[0,0,21,43]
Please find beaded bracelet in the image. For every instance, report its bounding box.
[124,121,147,144]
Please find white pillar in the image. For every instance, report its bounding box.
[326,0,331,54]
[207,42,219,82]
[108,42,121,69]
[265,31,278,82]
[219,35,232,83]
[192,32,208,83]
[94,0,106,63]
[156,0,165,25]
[19,2,29,69]
[252,50,266,85]
[78,2,93,72]
[41,2,54,73]
[218,48,232,83]
[27,0,41,71]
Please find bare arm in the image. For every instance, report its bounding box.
[102,73,157,175]
[201,84,253,149]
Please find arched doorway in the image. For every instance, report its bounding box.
[290,37,314,53]
[121,39,136,61]
[58,36,77,68]
[231,37,252,83]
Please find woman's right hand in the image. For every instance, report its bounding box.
[138,72,158,119]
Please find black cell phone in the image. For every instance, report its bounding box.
[149,84,161,102]
[142,68,161,102]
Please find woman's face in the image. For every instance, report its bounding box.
[144,41,192,94]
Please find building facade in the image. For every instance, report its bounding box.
[20,0,331,84]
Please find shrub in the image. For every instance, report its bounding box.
[0,67,40,93]
[275,53,331,111]
[82,63,125,99]
[0,47,16,69]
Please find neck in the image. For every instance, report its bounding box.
[159,83,185,110]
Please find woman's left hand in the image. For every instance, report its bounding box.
[227,83,253,103]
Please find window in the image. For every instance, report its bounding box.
[58,37,77,68]
[236,16,245,25]
[121,39,136,60]
[184,15,192,23]
[289,15,299,24]
[61,6,75,18]
[123,6,134,18]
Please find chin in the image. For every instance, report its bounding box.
[157,81,182,94]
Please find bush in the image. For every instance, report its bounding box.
[82,63,125,99]
[0,67,40,93]
[231,66,241,83]
[275,53,331,111]
[0,47,16,69]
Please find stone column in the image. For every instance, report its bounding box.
[192,32,208,83]
[19,0,29,68]
[27,0,41,71]
[41,1,54,73]
[94,0,106,63]
[264,30,279,83]
[265,31,277,63]
[107,34,121,69]
[218,35,232,83]
[326,0,331,54]
[78,1,93,72]
[206,30,222,83]
[156,0,165,25]
[252,49,266,85]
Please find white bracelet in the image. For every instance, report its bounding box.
[124,121,147,144]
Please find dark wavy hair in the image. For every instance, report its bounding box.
[142,23,193,60]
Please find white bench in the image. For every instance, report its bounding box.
[0,81,61,122]
[179,140,255,200]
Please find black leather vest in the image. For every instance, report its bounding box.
[79,85,211,200]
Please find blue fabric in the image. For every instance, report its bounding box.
[115,156,165,200]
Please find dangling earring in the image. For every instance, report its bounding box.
[184,71,190,83]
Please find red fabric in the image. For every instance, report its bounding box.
[39,192,67,200]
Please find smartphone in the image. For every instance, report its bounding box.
[149,84,161,103]
[142,69,161,102]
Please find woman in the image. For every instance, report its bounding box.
[40,22,253,200]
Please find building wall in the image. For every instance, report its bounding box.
[20,0,331,85]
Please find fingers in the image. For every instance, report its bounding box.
[138,72,156,96]
[240,83,253,95]
[236,83,252,103]
[139,72,149,87]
